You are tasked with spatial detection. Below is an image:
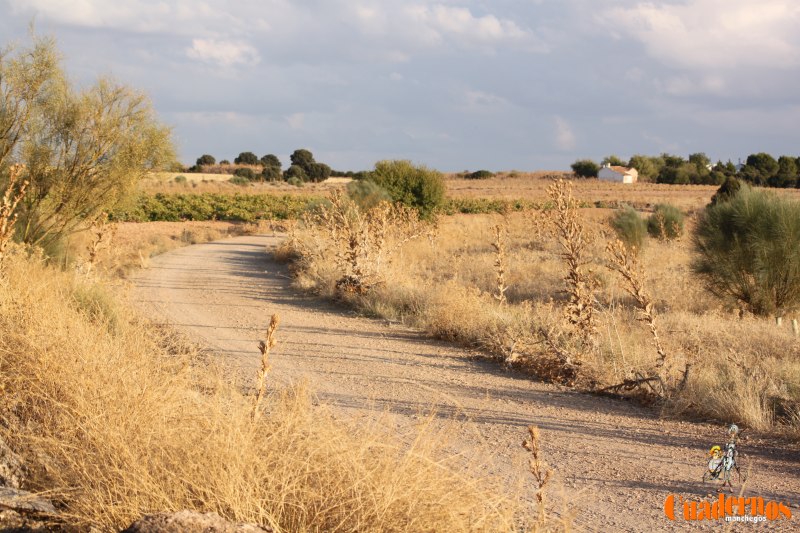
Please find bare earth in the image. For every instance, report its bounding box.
[130,234,800,532]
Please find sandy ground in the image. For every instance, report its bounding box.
[129,234,800,532]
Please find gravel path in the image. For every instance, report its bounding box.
[130,234,799,532]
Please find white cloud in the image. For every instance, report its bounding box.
[554,116,576,151]
[601,0,800,70]
[186,38,259,67]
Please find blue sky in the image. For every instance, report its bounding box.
[2,0,799,171]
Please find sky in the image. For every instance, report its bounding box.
[1,0,799,172]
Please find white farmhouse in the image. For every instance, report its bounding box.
[598,164,638,184]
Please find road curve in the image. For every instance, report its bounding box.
[129,234,800,532]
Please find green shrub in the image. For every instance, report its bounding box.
[709,176,743,206]
[284,165,308,182]
[692,188,800,316]
[262,165,282,182]
[571,159,600,178]
[234,152,258,165]
[368,160,445,218]
[465,170,494,180]
[173,175,187,184]
[196,154,215,166]
[287,176,304,187]
[230,175,251,186]
[610,206,647,250]
[346,179,391,209]
[647,204,684,240]
[233,167,256,181]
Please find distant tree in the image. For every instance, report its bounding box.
[570,159,599,178]
[219,159,230,165]
[234,151,259,165]
[307,162,332,183]
[770,156,799,188]
[688,152,711,171]
[233,167,256,181]
[196,154,216,166]
[656,154,687,184]
[628,155,663,182]
[284,164,308,181]
[601,155,626,167]
[260,154,281,169]
[740,152,779,185]
[290,149,315,170]
[262,165,282,182]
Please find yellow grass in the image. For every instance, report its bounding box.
[287,206,800,436]
[0,246,517,531]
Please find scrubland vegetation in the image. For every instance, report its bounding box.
[282,178,800,435]
[0,245,517,531]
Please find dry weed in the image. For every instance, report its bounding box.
[252,314,279,420]
[492,215,510,304]
[0,164,28,267]
[0,249,516,531]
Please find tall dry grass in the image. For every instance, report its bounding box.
[285,199,800,435]
[0,246,516,531]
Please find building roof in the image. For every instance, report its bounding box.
[608,165,635,174]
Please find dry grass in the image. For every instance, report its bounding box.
[286,196,800,436]
[0,247,517,531]
[141,174,348,197]
[0,164,28,266]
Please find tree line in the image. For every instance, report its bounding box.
[572,153,800,188]
[188,149,334,183]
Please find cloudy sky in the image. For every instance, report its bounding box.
[2,1,799,171]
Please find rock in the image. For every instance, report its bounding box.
[0,436,26,489]
[0,487,57,514]
[121,511,272,533]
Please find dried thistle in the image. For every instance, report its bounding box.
[605,239,668,368]
[545,179,598,348]
[492,215,509,304]
[85,213,117,276]
[522,425,552,526]
[0,164,29,267]
[252,314,279,421]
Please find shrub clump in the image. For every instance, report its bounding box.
[367,160,445,219]
[465,170,494,180]
[647,204,684,240]
[693,187,800,316]
[610,206,647,251]
[346,179,391,210]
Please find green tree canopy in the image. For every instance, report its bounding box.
[570,159,599,178]
[368,160,444,218]
[234,151,258,165]
[260,154,281,169]
[196,154,215,166]
[1,36,174,248]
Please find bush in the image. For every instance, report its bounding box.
[647,204,684,240]
[286,176,304,187]
[346,179,391,210]
[196,154,215,166]
[571,159,600,178]
[172,175,187,184]
[262,165,282,182]
[692,188,800,316]
[308,162,332,183]
[465,170,494,180]
[284,165,308,182]
[610,206,647,250]
[230,175,250,186]
[368,160,445,219]
[234,152,259,165]
[233,167,257,181]
[709,176,743,206]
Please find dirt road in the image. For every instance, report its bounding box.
[130,234,799,532]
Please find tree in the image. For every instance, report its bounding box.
[234,151,258,165]
[283,164,307,181]
[688,152,711,171]
[196,154,215,166]
[601,155,626,167]
[770,156,798,188]
[1,36,173,249]
[260,154,281,169]
[262,165,282,182]
[290,149,314,170]
[368,160,444,218]
[709,176,743,206]
[740,152,779,185]
[570,159,599,178]
[693,188,800,316]
[627,155,663,182]
[307,162,332,183]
